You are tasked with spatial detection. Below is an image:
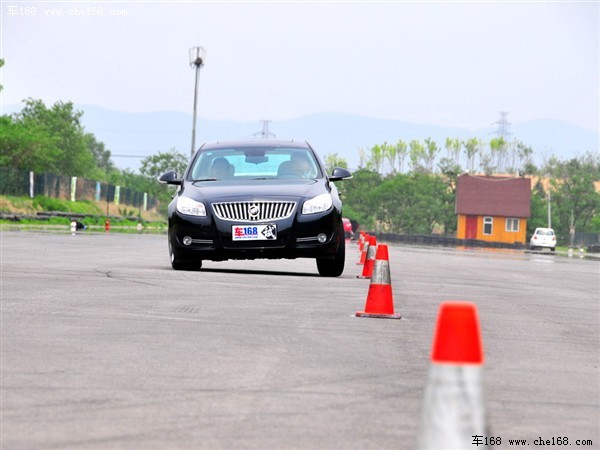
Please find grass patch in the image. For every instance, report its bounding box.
[0,195,167,233]
[31,196,103,214]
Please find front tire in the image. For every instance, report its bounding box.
[169,237,202,271]
[316,237,345,277]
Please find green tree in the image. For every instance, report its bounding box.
[85,133,114,178]
[12,98,95,176]
[373,173,451,234]
[0,115,60,172]
[139,148,189,214]
[140,148,188,180]
[115,169,154,196]
[514,140,536,174]
[423,138,440,173]
[546,152,600,243]
[480,147,495,176]
[489,137,507,173]
[463,137,481,173]
[341,168,382,231]
[395,139,408,173]
[528,180,553,236]
[367,144,384,173]
[323,153,348,173]
[383,141,397,175]
[445,137,461,166]
[409,139,426,173]
[438,157,461,194]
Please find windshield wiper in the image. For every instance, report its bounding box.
[192,178,218,182]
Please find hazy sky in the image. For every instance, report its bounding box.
[2,1,599,132]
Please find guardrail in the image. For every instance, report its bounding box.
[369,232,527,250]
[366,231,600,254]
[0,211,164,224]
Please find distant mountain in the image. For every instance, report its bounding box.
[3,104,598,173]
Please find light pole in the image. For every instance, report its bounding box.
[189,46,206,158]
[547,189,551,229]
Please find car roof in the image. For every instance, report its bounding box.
[200,139,311,150]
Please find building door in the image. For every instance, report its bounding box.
[465,215,478,239]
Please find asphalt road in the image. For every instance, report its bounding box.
[1,230,599,450]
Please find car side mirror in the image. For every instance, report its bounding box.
[329,167,352,182]
[158,170,182,185]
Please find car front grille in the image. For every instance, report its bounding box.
[212,201,296,222]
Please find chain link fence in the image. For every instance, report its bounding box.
[0,167,158,211]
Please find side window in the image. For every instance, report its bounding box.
[483,216,493,235]
[505,217,520,232]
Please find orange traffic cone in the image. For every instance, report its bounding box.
[358,236,377,278]
[416,302,486,449]
[356,244,401,319]
[356,235,369,265]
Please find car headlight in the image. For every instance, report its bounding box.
[176,196,207,216]
[302,193,333,215]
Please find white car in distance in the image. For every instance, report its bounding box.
[530,227,556,251]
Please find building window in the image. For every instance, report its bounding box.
[483,216,493,235]
[506,217,520,232]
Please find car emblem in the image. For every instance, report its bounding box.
[248,204,260,219]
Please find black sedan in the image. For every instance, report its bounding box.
[159,140,352,276]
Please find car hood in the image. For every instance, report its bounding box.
[181,178,326,201]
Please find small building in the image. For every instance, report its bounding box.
[455,174,531,245]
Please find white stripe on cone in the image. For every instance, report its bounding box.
[417,302,487,449]
[416,364,486,449]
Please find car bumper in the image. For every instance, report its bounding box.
[169,208,342,262]
[530,240,556,248]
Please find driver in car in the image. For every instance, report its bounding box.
[210,157,233,179]
[288,153,314,178]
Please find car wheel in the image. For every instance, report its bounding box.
[551,247,556,252]
[316,237,345,277]
[169,238,202,271]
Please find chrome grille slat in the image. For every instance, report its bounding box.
[212,201,296,222]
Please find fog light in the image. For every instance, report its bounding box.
[317,233,327,243]
[182,236,192,246]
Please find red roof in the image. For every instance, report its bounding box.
[455,174,531,218]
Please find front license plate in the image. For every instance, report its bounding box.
[232,224,277,241]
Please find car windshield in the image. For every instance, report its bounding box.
[189,146,321,181]
[536,229,554,236]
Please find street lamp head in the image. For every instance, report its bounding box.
[189,46,206,68]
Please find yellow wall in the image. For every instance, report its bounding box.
[457,215,527,244]
[457,215,467,238]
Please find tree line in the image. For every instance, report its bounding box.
[0,98,186,210]
[1,96,598,245]
[325,145,599,245]
[339,136,535,177]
